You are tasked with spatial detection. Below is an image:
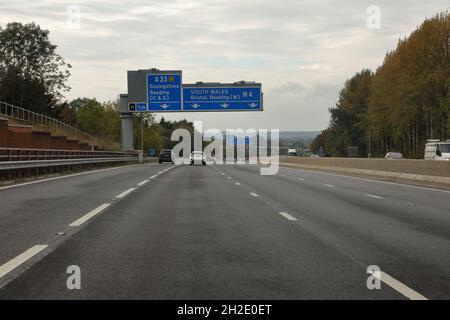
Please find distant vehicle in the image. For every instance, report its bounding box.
[158,149,174,164]
[310,154,319,158]
[190,151,206,165]
[385,152,403,160]
[287,149,298,157]
[424,139,450,160]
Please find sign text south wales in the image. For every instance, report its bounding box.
[183,86,261,111]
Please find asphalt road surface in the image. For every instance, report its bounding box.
[0,163,449,299]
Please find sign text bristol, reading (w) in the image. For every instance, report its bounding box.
[125,69,262,113]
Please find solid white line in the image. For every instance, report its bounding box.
[366,194,383,199]
[283,166,450,193]
[249,192,259,197]
[114,188,136,199]
[235,182,241,186]
[150,175,158,179]
[278,212,297,221]
[324,184,335,188]
[0,164,142,191]
[298,177,305,181]
[158,171,164,174]
[0,245,48,279]
[371,271,428,300]
[137,179,149,186]
[69,203,111,227]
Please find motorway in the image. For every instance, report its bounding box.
[0,163,449,299]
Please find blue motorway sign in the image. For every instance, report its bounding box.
[148,148,156,157]
[226,135,254,145]
[183,86,262,111]
[136,102,147,111]
[147,74,182,112]
[128,102,147,112]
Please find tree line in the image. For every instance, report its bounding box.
[311,11,450,158]
[0,22,192,152]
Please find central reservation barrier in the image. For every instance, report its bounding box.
[279,156,450,185]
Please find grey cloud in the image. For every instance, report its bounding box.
[1,0,449,130]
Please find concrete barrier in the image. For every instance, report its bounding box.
[0,117,98,151]
[280,156,450,185]
[31,130,52,149]
[6,125,33,148]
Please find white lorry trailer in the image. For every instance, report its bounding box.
[424,139,450,160]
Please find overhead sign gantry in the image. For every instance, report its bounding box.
[120,68,263,150]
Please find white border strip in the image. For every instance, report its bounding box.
[0,164,141,191]
[281,165,450,193]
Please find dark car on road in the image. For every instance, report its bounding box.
[159,149,174,164]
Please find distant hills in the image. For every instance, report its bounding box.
[203,131,320,147]
[279,131,320,141]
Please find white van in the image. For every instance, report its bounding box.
[424,140,450,160]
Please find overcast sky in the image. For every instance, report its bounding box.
[0,0,448,131]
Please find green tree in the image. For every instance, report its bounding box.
[74,99,107,136]
[0,22,71,115]
[313,10,450,158]
[312,69,373,157]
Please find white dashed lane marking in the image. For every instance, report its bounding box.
[278,212,297,221]
[137,179,149,186]
[0,245,48,280]
[366,194,383,199]
[114,188,136,200]
[369,270,427,300]
[69,203,111,227]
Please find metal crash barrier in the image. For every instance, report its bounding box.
[0,147,139,173]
